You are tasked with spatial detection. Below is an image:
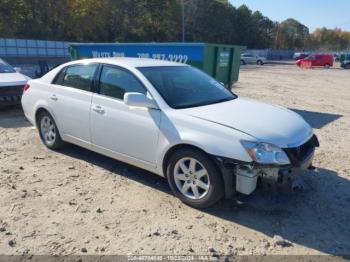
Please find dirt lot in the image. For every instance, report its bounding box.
[0,64,349,257]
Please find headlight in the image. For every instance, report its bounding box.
[241,141,290,165]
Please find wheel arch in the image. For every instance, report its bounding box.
[35,107,53,127]
[34,106,59,130]
[162,142,238,201]
[161,143,220,179]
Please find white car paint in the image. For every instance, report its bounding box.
[0,72,30,87]
[21,58,315,197]
[0,59,30,87]
[180,97,312,148]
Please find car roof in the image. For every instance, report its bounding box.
[68,57,187,68]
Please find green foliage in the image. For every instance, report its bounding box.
[309,28,350,51]
[0,0,349,50]
[276,18,310,49]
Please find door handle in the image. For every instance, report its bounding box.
[50,94,58,101]
[92,105,105,114]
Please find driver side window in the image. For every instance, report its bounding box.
[99,65,146,100]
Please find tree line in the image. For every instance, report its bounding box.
[0,0,349,51]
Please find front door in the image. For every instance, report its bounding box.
[90,64,161,165]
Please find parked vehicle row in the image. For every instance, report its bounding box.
[22,58,319,208]
[0,58,31,107]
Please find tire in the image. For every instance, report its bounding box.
[37,111,65,150]
[257,60,264,65]
[324,64,330,69]
[344,64,350,70]
[166,148,224,209]
[240,60,246,65]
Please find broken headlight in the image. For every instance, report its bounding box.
[241,141,290,165]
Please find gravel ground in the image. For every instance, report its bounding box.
[0,64,349,257]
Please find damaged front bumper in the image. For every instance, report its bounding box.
[215,134,319,197]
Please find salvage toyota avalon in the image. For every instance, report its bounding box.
[21,58,319,208]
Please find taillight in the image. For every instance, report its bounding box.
[23,84,30,93]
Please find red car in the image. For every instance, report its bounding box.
[296,54,334,68]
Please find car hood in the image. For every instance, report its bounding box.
[0,72,30,87]
[180,97,312,148]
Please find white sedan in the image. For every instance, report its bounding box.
[21,58,318,208]
[0,58,31,106]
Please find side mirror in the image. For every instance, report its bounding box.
[14,67,22,73]
[124,92,158,109]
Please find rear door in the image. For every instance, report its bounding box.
[90,64,161,165]
[49,63,98,145]
[306,55,316,66]
[314,55,323,66]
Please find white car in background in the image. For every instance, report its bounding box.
[240,53,266,65]
[0,58,31,106]
[21,58,319,208]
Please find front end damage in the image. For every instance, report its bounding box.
[216,134,319,197]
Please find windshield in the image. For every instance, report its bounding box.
[305,55,315,60]
[138,66,236,109]
[0,59,16,73]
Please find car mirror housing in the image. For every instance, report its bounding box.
[124,92,159,109]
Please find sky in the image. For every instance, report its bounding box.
[229,0,350,32]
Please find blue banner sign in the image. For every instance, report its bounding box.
[71,43,206,64]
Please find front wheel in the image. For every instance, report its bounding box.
[324,64,331,69]
[37,111,65,150]
[257,60,264,65]
[166,148,224,209]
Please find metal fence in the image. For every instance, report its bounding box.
[246,49,294,60]
[0,38,70,57]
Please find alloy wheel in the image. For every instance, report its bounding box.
[40,116,56,146]
[173,157,210,200]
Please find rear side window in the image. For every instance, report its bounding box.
[98,65,146,100]
[53,64,98,91]
[53,69,66,85]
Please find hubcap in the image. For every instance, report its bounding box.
[174,157,210,200]
[40,116,56,146]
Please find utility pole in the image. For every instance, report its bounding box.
[274,23,280,49]
[181,0,185,42]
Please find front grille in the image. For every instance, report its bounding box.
[284,135,319,165]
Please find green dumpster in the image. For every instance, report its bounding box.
[69,42,244,86]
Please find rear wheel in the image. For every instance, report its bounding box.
[257,60,264,65]
[166,148,224,209]
[37,111,64,149]
[344,64,350,69]
[324,64,331,69]
[240,60,246,65]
